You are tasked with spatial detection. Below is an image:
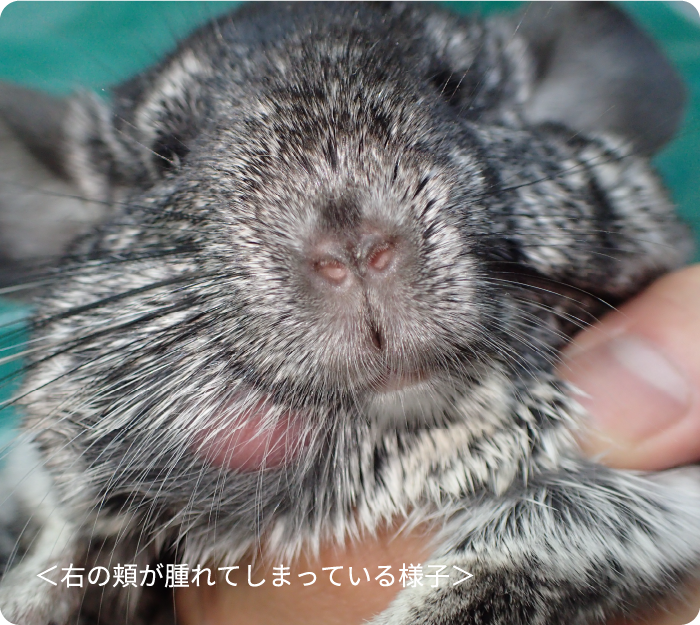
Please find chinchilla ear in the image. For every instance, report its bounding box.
[0,83,124,280]
[518,1,686,155]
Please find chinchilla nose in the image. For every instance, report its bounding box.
[305,226,412,353]
[308,231,399,287]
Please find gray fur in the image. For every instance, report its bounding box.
[0,3,695,624]
[519,2,687,155]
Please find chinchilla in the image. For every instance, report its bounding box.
[0,2,696,624]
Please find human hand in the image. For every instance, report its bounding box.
[177,265,700,625]
[561,264,700,625]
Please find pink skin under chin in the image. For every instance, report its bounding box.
[195,374,428,471]
[195,399,307,471]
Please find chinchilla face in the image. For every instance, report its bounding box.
[167,76,490,402]
[0,2,690,559]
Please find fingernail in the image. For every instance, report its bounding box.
[562,335,691,443]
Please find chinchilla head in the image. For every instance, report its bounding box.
[0,2,691,557]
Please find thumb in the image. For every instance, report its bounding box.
[558,264,700,471]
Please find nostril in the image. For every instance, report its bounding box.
[314,258,349,285]
[366,243,394,273]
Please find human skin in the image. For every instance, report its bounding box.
[177,264,700,625]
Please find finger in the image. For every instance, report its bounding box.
[609,582,700,625]
[175,525,433,625]
[559,264,700,470]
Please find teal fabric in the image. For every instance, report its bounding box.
[0,303,27,431]
[0,2,699,431]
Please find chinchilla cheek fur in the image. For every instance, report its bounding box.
[0,3,697,625]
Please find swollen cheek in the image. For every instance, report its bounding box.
[193,404,308,471]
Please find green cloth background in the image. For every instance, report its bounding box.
[0,1,699,431]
